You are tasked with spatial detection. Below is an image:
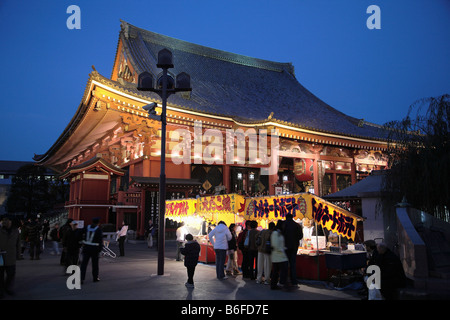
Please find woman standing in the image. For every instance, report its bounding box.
[208,221,232,280]
[116,221,128,257]
[225,224,240,276]
[256,222,275,284]
[270,220,289,290]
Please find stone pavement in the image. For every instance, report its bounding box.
[5,240,443,320]
[4,239,362,302]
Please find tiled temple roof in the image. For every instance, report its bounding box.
[33,21,392,170]
[118,21,390,141]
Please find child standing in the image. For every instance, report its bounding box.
[180,233,201,288]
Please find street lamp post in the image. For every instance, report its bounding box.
[137,49,191,275]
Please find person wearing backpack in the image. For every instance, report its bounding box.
[256,222,275,284]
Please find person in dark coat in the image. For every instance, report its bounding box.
[42,219,50,242]
[59,219,73,266]
[364,240,379,267]
[0,216,21,298]
[62,221,82,268]
[237,220,252,278]
[359,240,380,298]
[23,216,42,260]
[248,220,259,280]
[282,213,303,286]
[145,219,154,248]
[180,233,200,287]
[49,223,61,255]
[376,243,407,300]
[80,217,103,284]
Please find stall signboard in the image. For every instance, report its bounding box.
[165,193,361,240]
[166,194,245,225]
[239,193,361,241]
[197,194,244,215]
[165,198,197,219]
[310,195,360,241]
[196,194,245,226]
[239,193,312,222]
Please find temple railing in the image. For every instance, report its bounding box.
[65,199,111,205]
[65,191,141,207]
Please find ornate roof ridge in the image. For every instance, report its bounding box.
[120,20,295,75]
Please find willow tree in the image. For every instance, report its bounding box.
[383,94,449,221]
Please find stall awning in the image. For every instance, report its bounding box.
[239,193,363,241]
[165,192,363,241]
[166,194,245,226]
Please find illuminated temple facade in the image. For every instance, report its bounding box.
[34,21,389,237]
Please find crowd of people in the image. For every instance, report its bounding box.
[176,213,304,291]
[1,211,407,299]
[176,216,407,299]
[0,215,55,298]
[0,215,115,298]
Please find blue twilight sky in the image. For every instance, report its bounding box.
[0,0,449,161]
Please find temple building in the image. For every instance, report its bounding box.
[34,21,389,237]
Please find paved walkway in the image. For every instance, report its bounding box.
[4,240,361,301]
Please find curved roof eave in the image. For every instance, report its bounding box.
[33,72,97,167]
[91,71,390,145]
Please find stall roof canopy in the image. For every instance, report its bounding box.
[323,170,387,200]
[117,21,390,142]
[166,192,364,240]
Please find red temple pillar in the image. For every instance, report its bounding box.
[223,165,230,193]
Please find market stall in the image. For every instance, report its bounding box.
[165,194,245,264]
[165,192,366,275]
[238,192,366,281]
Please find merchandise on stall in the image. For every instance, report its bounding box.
[164,192,367,279]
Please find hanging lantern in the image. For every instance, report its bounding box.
[294,158,314,182]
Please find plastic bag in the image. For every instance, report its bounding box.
[0,251,5,266]
[368,287,383,300]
